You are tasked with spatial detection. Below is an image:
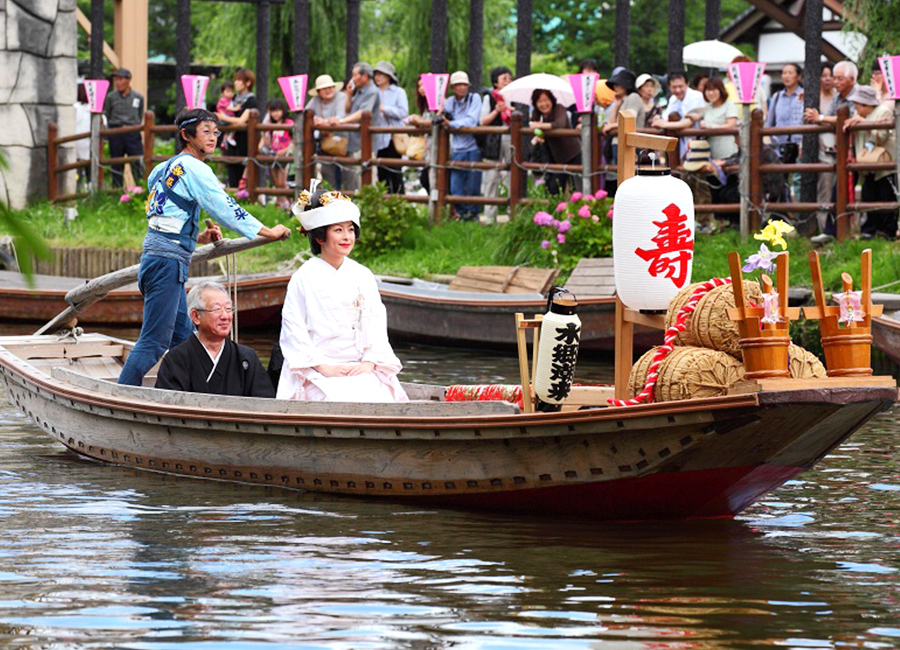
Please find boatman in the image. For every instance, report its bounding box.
[155,281,275,397]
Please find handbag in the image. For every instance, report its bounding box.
[320,132,347,157]
[857,144,891,164]
[405,135,427,161]
[392,132,410,155]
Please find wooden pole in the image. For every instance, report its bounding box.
[90,113,101,193]
[428,119,440,223]
[835,104,849,241]
[590,111,601,195]
[360,110,373,187]
[174,0,190,118]
[667,0,685,72]
[613,110,637,401]
[739,106,752,242]
[509,112,523,216]
[705,0,721,40]
[749,108,763,233]
[143,111,155,182]
[300,107,315,195]
[292,111,304,197]
[89,0,104,79]
[580,112,592,196]
[48,123,59,202]
[246,110,260,203]
[435,120,450,222]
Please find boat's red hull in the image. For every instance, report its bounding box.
[415,464,804,521]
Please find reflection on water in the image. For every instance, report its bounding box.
[0,326,898,647]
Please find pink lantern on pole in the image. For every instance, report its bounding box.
[420,73,450,113]
[180,74,210,109]
[727,62,766,104]
[877,55,900,100]
[83,79,110,113]
[568,73,598,113]
[278,75,309,112]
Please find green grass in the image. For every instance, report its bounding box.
[4,193,899,293]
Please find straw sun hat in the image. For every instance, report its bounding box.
[309,74,344,96]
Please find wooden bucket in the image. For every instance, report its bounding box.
[820,331,873,377]
[738,334,791,379]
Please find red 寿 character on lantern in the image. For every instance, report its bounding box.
[634,203,693,289]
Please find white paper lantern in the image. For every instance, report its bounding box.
[613,170,695,311]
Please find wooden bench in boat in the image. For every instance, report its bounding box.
[563,258,616,298]
[5,339,127,382]
[449,266,559,294]
[51,368,522,416]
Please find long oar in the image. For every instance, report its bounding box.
[35,233,282,335]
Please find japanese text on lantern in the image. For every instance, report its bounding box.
[546,323,580,401]
[634,203,693,288]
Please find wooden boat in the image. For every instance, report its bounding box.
[0,269,291,328]
[873,312,900,366]
[377,276,659,352]
[0,332,895,521]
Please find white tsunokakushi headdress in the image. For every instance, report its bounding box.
[291,179,360,234]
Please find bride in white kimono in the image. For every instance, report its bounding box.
[276,187,408,402]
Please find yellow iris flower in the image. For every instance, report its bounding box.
[753,219,794,250]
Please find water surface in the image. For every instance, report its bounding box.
[0,332,897,648]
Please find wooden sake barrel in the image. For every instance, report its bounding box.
[788,343,826,379]
[629,346,745,402]
[665,280,764,358]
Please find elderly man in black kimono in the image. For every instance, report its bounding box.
[155,281,275,397]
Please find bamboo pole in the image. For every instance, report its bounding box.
[35,234,286,336]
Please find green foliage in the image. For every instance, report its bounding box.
[0,150,51,280]
[350,183,425,262]
[843,0,900,78]
[532,0,751,75]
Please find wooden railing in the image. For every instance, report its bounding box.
[47,106,899,240]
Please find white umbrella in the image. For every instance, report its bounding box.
[498,73,576,107]
[683,39,744,68]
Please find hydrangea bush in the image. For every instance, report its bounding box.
[529,189,614,270]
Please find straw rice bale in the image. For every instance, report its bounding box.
[788,344,826,378]
[665,280,763,358]
[629,346,745,402]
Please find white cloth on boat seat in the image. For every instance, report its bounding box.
[276,256,408,402]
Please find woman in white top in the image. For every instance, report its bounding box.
[277,185,408,402]
[688,76,739,160]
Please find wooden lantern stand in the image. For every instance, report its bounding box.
[803,249,883,377]
[726,251,799,379]
[612,110,679,400]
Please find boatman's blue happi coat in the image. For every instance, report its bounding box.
[145,152,264,253]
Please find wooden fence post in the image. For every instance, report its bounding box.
[246,109,260,202]
[509,111,523,217]
[590,111,601,195]
[835,104,850,241]
[301,107,315,194]
[360,110,373,187]
[48,122,59,202]
[143,111,155,183]
[435,117,450,223]
[749,108,763,233]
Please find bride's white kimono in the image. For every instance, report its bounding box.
[276,256,408,402]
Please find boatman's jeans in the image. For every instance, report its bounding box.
[117,255,193,386]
